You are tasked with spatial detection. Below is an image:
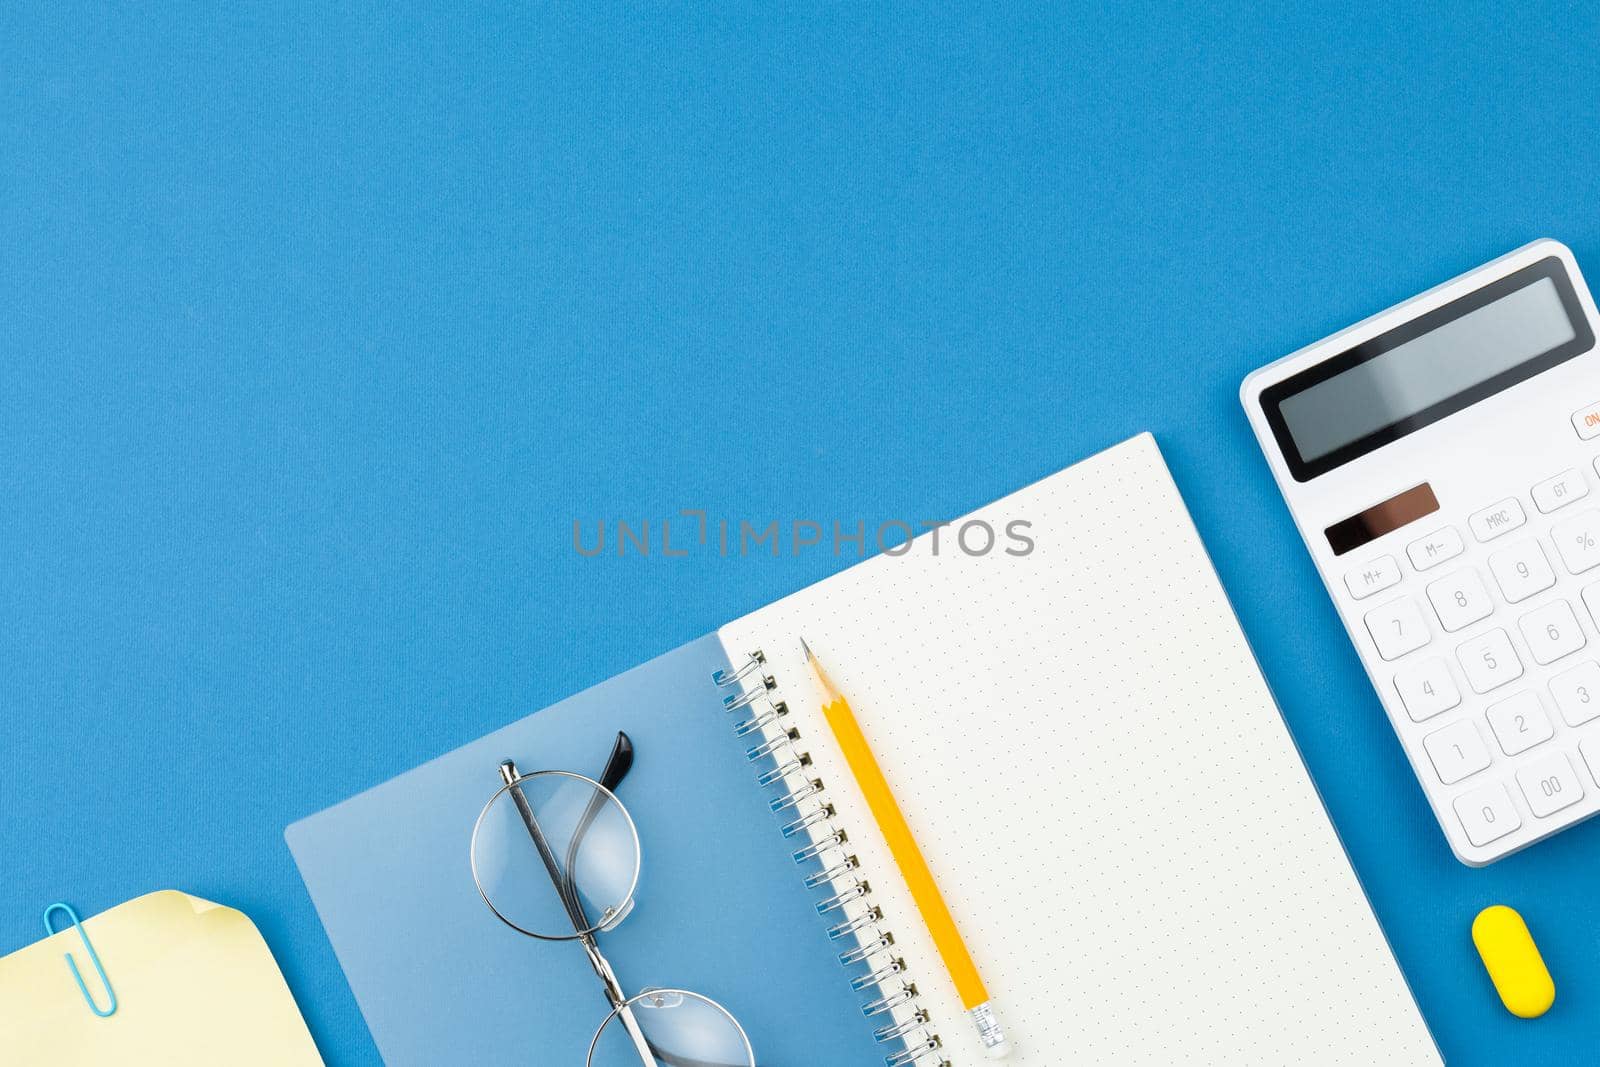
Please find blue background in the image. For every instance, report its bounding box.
[4,3,1598,1063]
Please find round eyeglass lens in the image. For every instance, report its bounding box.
[470,770,640,940]
[587,989,755,1067]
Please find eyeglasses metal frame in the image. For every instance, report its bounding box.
[470,748,756,1067]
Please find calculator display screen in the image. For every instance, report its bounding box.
[1262,257,1594,481]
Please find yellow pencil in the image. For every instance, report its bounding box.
[801,637,1011,1059]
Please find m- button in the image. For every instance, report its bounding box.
[1406,526,1464,571]
[1344,555,1401,599]
[1470,498,1527,542]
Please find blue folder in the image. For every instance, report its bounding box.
[286,634,885,1065]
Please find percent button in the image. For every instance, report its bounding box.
[1553,510,1600,574]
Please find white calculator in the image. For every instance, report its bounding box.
[1243,239,1600,865]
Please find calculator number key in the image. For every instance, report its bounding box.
[1488,541,1556,604]
[1581,581,1600,631]
[1392,658,1461,722]
[1516,753,1585,818]
[1457,629,1523,693]
[1518,600,1586,666]
[1549,660,1600,727]
[1427,569,1494,632]
[1452,782,1522,847]
[1344,555,1401,600]
[1407,527,1464,572]
[1470,498,1527,542]
[1485,692,1554,756]
[1423,720,1492,785]
[1365,598,1431,661]
[1552,510,1600,574]
[1533,469,1589,514]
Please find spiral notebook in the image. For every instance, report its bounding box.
[287,433,1440,1065]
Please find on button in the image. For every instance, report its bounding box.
[1573,401,1600,440]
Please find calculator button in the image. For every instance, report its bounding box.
[1549,660,1600,726]
[1457,629,1523,693]
[1423,720,1492,784]
[1469,498,1527,542]
[1552,510,1600,574]
[1406,527,1464,572]
[1516,753,1584,818]
[1519,600,1587,665]
[1427,569,1494,632]
[1582,581,1600,631]
[1584,739,1600,785]
[1532,469,1589,514]
[1392,658,1461,721]
[1453,783,1523,847]
[1486,692,1554,756]
[1365,598,1431,660]
[1488,540,1556,603]
[1343,555,1401,600]
[1573,400,1600,440]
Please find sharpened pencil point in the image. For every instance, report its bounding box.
[799,640,843,714]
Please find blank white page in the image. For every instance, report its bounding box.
[716,433,1439,1066]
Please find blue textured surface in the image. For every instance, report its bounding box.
[3,4,1599,1064]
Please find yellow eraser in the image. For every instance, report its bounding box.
[1471,905,1555,1018]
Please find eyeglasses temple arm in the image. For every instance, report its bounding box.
[598,731,635,792]
[560,731,636,923]
[497,761,592,939]
[497,760,662,1067]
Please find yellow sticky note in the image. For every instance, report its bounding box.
[0,890,323,1066]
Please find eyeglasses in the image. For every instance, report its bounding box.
[470,731,756,1067]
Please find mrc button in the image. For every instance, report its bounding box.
[1470,498,1528,542]
[1574,400,1600,440]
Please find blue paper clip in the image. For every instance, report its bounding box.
[42,902,118,1018]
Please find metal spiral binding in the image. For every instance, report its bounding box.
[715,650,948,1067]
[838,934,893,967]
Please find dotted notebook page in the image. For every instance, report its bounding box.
[716,433,1441,1066]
